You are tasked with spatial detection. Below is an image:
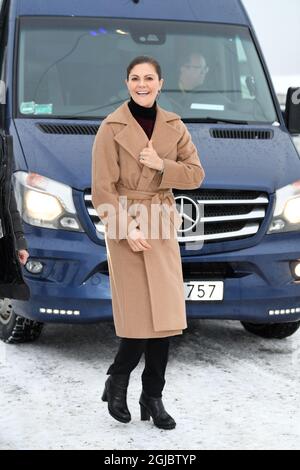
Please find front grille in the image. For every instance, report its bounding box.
[84,191,104,234]
[174,188,269,244]
[84,188,269,244]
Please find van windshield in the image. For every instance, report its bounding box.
[16,17,278,123]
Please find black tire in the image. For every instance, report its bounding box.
[0,298,44,344]
[241,321,300,339]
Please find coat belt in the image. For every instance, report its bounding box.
[116,185,181,238]
[117,185,175,206]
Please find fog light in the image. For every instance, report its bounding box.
[25,260,43,274]
[39,308,80,316]
[269,307,300,315]
[60,217,80,230]
[290,261,300,279]
[294,263,300,278]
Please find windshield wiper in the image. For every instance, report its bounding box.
[183,117,250,125]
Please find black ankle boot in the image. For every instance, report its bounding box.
[139,390,176,430]
[102,374,131,423]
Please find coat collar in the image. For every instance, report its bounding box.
[105,101,182,160]
[106,100,180,125]
[105,101,182,190]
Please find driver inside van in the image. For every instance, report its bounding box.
[170,51,210,113]
[179,52,210,93]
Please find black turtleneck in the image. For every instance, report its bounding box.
[128,97,157,139]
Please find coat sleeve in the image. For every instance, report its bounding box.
[91,121,139,243]
[158,120,205,190]
[9,186,28,251]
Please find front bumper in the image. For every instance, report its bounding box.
[11,227,300,324]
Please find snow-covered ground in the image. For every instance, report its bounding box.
[1,319,300,450]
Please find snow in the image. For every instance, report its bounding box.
[0,319,300,450]
[271,76,300,96]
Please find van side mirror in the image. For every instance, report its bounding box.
[285,87,300,134]
[0,80,5,130]
[0,80,5,104]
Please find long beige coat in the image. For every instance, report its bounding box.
[91,101,205,338]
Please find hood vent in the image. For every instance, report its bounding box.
[36,123,99,135]
[210,129,274,140]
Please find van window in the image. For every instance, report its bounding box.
[16,17,278,123]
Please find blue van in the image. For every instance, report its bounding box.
[1,0,300,342]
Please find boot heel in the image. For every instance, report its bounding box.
[140,404,150,421]
[102,388,108,402]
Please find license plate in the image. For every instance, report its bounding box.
[184,281,224,301]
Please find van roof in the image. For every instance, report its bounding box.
[14,0,250,26]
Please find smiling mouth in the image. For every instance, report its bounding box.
[136,92,150,95]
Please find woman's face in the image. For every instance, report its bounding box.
[126,63,163,107]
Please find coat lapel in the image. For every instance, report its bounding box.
[151,106,182,158]
[106,101,182,189]
[111,103,148,165]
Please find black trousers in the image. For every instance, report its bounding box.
[106,337,170,398]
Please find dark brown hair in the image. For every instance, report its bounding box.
[126,56,162,80]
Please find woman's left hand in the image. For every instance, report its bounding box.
[139,140,164,171]
[18,249,29,266]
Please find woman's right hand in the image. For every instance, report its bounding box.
[126,228,152,252]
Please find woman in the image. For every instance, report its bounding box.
[91,56,205,430]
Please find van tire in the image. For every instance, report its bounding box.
[241,321,300,339]
[0,298,44,344]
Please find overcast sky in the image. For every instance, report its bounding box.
[242,0,300,77]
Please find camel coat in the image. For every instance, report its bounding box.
[91,101,205,338]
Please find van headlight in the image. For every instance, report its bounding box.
[268,181,300,233]
[13,171,84,232]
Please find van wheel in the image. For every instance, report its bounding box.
[0,298,44,344]
[241,321,300,339]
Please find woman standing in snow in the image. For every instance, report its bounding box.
[91,56,205,429]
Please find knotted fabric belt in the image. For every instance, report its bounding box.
[116,185,182,238]
[117,186,174,206]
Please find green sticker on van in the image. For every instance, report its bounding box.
[34,103,53,115]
